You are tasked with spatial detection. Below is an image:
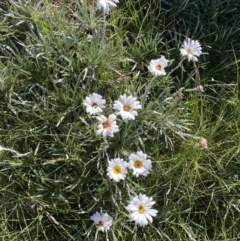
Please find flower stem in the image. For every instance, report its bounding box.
[102,12,106,48]
[192,59,204,127]
[192,59,201,87]
[141,76,157,104]
[166,57,187,78]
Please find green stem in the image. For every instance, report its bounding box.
[166,57,187,79]
[192,59,201,87]
[141,76,157,104]
[102,12,106,48]
[192,59,203,127]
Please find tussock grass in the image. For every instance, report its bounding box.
[0,0,240,240]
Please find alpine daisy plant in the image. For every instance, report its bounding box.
[113,94,142,121]
[1,0,239,240]
[107,158,128,182]
[91,211,113,232]
[180,38,202,62]
[148,55,169,76]
[125,194,158,227]
[97,0,119,14]
[83,93,106,115]
[96,114,119,137]
[128,151,152,177]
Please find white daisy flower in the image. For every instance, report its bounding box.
[83,93,106,115]
[107,158,128,182]
[125,193,158,227]
[97,0,119,14]
[113,94,142,121]
[128,151,152,177]
[180,38,202,62]
[90,211,113,232]
[96,114,119,137]
[148,55,169,76]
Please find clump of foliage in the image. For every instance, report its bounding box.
[0,0,239,240]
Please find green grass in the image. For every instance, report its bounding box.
[0,0,240,240]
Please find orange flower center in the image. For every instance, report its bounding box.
[123,103,132,112]
[156,64,162,71]
[134,160,143,168]
[113,165,122,174]
[186,48,193,55]
[102,119,111,129]
[138,205,145,214]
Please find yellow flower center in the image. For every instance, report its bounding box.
[138,205,145,214]
[123,103,132,112]
[91,102,98,108]
[186,48,193,55]
[113,165,122,174]
[156,64,162,71]
[102,119,111,129]
[134,160,143,168]
[96,220,104,230]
